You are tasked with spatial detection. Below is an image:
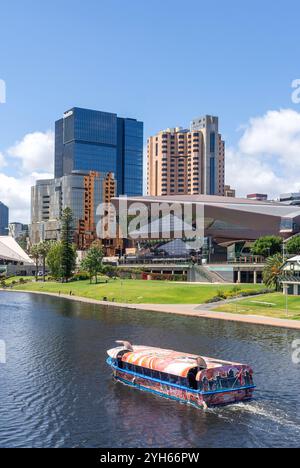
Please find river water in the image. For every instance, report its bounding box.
[0,291,299,448]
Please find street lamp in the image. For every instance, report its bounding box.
[283,284,289,317]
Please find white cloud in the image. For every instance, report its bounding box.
[0,152,6,169]
[0,130,54,223]
[226,109,300,198]
[7,130,54,173]
[0,172,53,224]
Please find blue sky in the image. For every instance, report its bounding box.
[1,0,300,221]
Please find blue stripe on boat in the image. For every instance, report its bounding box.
[107,358,256,396]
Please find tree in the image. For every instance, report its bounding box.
[46,242,63,280]
[102,265,118,279]
[263,254,283,290]
[81,244,104,284]
[60,208,76,282]
[30,244,40,282]
[286,236,300,255]
[251,236,282,258]
[38,241,52,282]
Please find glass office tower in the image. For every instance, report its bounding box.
[0,202,9,236]
[55,107,143,196]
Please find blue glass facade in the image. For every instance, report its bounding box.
[0,202,9,236]
[117,118,143,196]
[55,107,143,196]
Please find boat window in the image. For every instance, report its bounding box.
[198,369,253,392]
[168,375,178,385]
[187,369,198,390]
[180,377,188,387]
[118,359,124,369]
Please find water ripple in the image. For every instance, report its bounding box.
[0,291,299,448]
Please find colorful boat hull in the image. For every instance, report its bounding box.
[107,357,255,409]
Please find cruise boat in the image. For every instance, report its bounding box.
[107,342,255,409]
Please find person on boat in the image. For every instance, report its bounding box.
[202,377,209,392]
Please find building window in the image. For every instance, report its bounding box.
[210,132,216,153]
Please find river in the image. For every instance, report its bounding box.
[0,292,299,448]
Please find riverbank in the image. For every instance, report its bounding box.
[3,288,300,330]
[6,279,265,305]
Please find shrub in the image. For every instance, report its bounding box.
[205,296,224,304]
[216,289,227,299]
[205,287,274,304]
[72,271,90,281]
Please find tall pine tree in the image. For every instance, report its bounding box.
[60,208,76,282]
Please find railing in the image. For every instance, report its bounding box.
[119,257,196,266]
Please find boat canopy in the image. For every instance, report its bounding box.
[107,345,214,378]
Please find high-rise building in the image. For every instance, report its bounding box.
[9,222,29,240]
[55,107,143,196]
[0,202,9,236]
[30,171,116,247]
[147,115,225,197]
[224,185,236,198]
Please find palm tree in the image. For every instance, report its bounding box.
[38,241,52,282]
[30,245,40,282]
[263,254,284,290]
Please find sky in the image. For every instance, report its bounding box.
[1,0,300,222]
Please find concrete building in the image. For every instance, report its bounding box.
[9,223,29,240]
[0,202,9,236]
[30,171,116,247]
[247,193,268,201]
[114,193,300,244]
[147,116,225,197]
[224,185,236,198]
[110,194,300,283]
[279,193,300,206]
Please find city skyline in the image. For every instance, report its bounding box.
[1,0,300,222]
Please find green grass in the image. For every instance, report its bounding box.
[2,276,36,285]
[10,279,265,305]
[214,293,300,320]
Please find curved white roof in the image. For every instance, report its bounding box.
[0,237,33,264]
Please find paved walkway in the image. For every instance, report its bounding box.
[3,289,300,331]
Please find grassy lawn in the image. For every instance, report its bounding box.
[214,293,300,320]
[2,276,36,285]
[10,279,265,305]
